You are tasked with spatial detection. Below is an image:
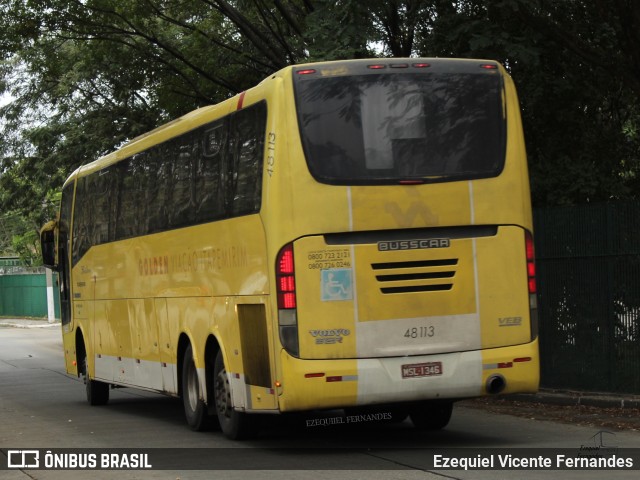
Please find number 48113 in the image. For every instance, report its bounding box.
[404,326,435,338]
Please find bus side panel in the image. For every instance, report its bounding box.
[155,298,176,393]
[61,327,78,376]
[132,298,163,390]
[94,300,137,385]
[237,304,271,388]
[235,300,278,411]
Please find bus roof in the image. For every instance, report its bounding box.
[63,57,504,188]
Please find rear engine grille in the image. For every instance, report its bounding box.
[372,259,458,294]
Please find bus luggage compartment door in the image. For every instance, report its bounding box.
[292,226,533,360]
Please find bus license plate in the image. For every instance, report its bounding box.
[401,362,443,378]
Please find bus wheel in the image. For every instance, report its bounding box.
[213,350,253,440]
[82,354,109,406]
[181,344,213,431]
[409,401,453,430]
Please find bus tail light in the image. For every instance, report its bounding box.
[525,231,538,340]
[277,243,299,356]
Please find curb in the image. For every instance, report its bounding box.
[508,390,640,410]
[0,321,60,329]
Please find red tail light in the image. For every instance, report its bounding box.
[525,232,536,294]
[277,244,296,309]
[277,243,299,356]
[525,231,538,340]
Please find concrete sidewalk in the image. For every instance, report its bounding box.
[0,317,60,328]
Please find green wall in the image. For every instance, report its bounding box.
[0,273,61,319]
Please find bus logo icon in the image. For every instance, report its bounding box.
[8,450,39,468]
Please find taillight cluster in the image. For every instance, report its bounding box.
[277,243,299,356]
[525,232,538,339]
[525,233,536,294]
[277,244,296,309]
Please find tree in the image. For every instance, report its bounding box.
[414,0,640,206]
[0,0,639,225]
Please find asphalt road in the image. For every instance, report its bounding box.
[1,326,639,480]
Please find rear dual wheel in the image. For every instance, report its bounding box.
[181,346,254,438]
[213,350,253,440]
[182,345,217,431]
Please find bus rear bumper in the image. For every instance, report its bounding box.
[277,339,539,412]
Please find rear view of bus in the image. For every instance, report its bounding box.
[272,58,539,429]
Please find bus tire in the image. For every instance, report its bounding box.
[83,354,109,406]
[388,406,410,423]
[213,350,253,440]
[409,400,453,430]
[182,344,214,431]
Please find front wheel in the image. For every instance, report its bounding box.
[82,355,109,406]
[213,350,254,440]
[409,400,453,430]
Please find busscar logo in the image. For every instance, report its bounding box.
[8,450,39,469]
[378,239,450,252]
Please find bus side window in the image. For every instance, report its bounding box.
[130,152,151,237]
[114,160,138,240]
[94,168,114,244]
[170,136,197,228]
[228,102,267,216]
[58,183,74,325]
[146,147,169,234]
[197,122,225,222]
[72,176,91,265]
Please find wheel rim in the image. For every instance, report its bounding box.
[215,367,232,419]
[185,360,199,412]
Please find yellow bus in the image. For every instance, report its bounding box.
[41,58,539,439]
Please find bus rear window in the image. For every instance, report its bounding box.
[293,70,506,184]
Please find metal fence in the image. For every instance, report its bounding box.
[0,271,60,319]
[535,201,640,394]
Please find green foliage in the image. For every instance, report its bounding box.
[415,0,640,206]
[0,0,639,227]
[305,0,376,60]
[12,229,40,266]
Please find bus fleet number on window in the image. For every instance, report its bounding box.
[266,132,276,177]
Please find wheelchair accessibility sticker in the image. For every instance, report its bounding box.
[321,268,353,301]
